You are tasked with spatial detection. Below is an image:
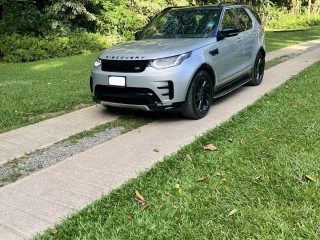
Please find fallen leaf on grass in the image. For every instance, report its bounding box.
[305,175,316,182]
[127,215,133,221]
[203,144,217,151]
[269,137,274,141]
[196,177,207,182]
[215,172,222,176]
[221,231,228,237]
[214,188,220,193]
[7,160,15,164]
[135,190,145,201]
[228,138,233,143]
[134,190,149,210]
[175,183,182,194]
[141,204,149,211]
[186,153,192,161]
[51,229,58,235]
[21,155,29,159]
[153,148,160,152]
[296,178,304,184]
[255,175,261,180]
[228,208,238,217]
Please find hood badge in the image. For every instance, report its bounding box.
[105,55,145,60]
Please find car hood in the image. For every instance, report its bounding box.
[99,38,217,60]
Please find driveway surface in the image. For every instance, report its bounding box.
[0,42,320,239]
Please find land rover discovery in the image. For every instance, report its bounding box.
[90,3,265,119]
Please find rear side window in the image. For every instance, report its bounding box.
[248,7,262,25]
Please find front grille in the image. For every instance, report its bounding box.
[94,85,161,105]
[101,60,149,73]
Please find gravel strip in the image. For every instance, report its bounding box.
[0,127,122,187]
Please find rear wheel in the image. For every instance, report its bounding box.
[248,51,265,86]
[181,70,213,119]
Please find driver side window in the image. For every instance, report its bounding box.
[221,9,238,29]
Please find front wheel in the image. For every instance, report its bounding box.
[248,51,265,86]
[181,70,213,119]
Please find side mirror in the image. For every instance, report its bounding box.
[135,31,141,40]
[218,26,240,40]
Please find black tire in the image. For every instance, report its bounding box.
[181,70,213,119]
[248,51,265,86]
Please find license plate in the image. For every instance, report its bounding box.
[109,76,126,87]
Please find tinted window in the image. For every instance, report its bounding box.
[221,9,238,29]
[140,8,222,39]
[237,8,252,31]
[248,7,262,24]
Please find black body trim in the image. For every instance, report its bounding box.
[214,70,252,98]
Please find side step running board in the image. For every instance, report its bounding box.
[214,76,252,98]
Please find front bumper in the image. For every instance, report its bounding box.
[91,58,197,110]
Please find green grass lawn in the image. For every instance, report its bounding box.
[35,61,320,239]
[0,26,319,134]
[0,53,97,133]
[265,25,320,52]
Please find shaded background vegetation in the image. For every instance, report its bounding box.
[0,0,319,63]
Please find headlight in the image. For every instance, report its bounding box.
[149,52,191,70]
[94,58,101,67]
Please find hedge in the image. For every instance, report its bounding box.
[0,32,116,63]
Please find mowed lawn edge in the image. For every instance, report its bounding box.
[1,26,320,134]
[35,61,320,239]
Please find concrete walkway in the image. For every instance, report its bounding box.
[1,39,319,166]
[0,106,118,165]
[265,39,320,61]
[0,45,320,239]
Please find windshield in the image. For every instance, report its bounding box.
[140,8,222,39]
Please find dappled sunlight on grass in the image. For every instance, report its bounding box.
[0,52,98,133]
[30,61,65,71]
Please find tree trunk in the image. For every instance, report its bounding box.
[308,0,311,20]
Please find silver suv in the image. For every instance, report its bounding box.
[91,3,265,119]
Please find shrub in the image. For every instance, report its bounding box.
[0,32,117,63]
[262,6,320,30]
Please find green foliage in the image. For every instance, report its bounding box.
[47,0,102,34]
[0,32,112,63]
[262,5,320,30]
[100,0,189,40]
[100,1,146,40]
[0,0,52,36]
[1,0,319,63]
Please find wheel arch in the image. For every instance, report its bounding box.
[259,47,266,58]
[183,63,216,101]
[197,63,216,96]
